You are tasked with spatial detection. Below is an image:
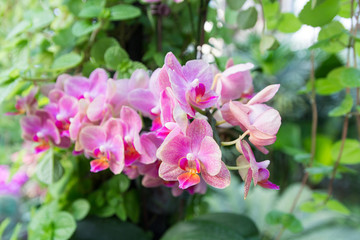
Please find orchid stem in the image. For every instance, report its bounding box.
[221,130,249,146]
[211,73,221,90]
[216,120,226,126]
[226,165,250,170]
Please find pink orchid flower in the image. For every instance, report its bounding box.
[236,140,279,199]
[0,165,28,196]
[157,119,230,189]
[128,67,170,126]
[44,95,79,136]
[20,110,61,153]
[79,118,125,174]
[165,52,218,117]
[6,86,38,115]
[221,84,281,153]
[119,106,143,166]
[64,68,108,101]
[214,61,254,104]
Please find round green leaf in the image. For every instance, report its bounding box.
[237,7,258,30]
[260,35,279,53]
[53,212,77,240]
[6,20,31,40]
[332,139,360,164]
[90,37,120,65]
[104,46,129,70]
[72,20,101,37]
[339,67,360,88]
[299,0,340,27]
[70,199,91,221]
[79,6,102,18]
[109,4,141,21]
[338,0,358,18]
[315,78,343,95]
[29,10,54,30]
[36,148,64,185]
[317,21,348,53]
[161,213,259,240]
[52,52,83,70]
[226,0,246,10]
[277,13,302,33]
[328,94,353,117]
[326,199,350,215]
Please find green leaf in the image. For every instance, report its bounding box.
[300,201,320,213]
[79,6,103,18]
[53,212,76,240]
[315,77,343,95]
[260,35,279,53]
[299,0,340,27]
[109,4,141,21]
[161,213,259,240]
[339,67,360,88]
[104,46,129,70]
[338,0,358,18]
[332,139,360,164]
[328,94,353,117]
[0,78,21,104]
[52,52,83,70]
[124,190,140,223]
[72,20,101,37]
[30,9,54,30]
[70,199,91,220]
[237,7,258,30]
[53,27,76,48]
[225,8,238,25]
[277,13,302,33]
[36,148,64,185]
[317,21,348,53]
[90,37,120,65]
[226,0,246,10]
[0,218,11,237]
[306,165,333,175]
[73,217,149,240]
[9,223,21,240]
[326,199,350,215]
[118,174,130,193]
[266,211,303,233]
[116,204,127,221]
[6,20,31,39]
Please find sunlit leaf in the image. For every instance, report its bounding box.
[299,0,340,27]
[332,139,360,164]
[328,94,353,117]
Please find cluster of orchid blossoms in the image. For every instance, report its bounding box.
[13,52,281,198]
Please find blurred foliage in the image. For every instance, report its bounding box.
[0,0,360,239]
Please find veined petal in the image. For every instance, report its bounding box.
[197,136,221,176]
[201,161,230,189]
[87,95,107,122]
[247,84,280,105]
[79,126,106,152]
[186,119,213,153]
[109,135,125,174]
[157,133,191,165]
[159,162,185,181]
[252,108,281,135]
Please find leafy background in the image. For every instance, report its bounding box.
[1,0,360,239]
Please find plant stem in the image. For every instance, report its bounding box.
[226,165,250,170]
[186,0,196,37]
[196,0,210,59]
[326,115,349,202]
[275,51,317,240]
[258,0,266,35]
[157,15,163,52]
